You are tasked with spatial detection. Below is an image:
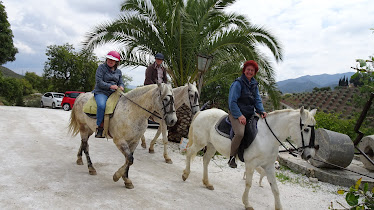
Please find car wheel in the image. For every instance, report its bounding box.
[52,102,56,109]
[40,101,44,108]
[63,103,70,111]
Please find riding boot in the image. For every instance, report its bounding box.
[228,156,237,168]
[95,126,105,138]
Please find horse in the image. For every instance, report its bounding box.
[68,83,177,189]
[182,107,317,210]
[140,82,200,163]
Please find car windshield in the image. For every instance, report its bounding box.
[69,93,81,98]
[54,94,64,98]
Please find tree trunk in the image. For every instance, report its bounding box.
[167,103,192,143]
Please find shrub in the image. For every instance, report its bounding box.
[315,112,356,139]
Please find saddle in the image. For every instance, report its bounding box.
[83,90,122,138]
[215,114,259,162]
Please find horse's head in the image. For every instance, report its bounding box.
[187,82,200,115]
[157,83,177,126]
[298,107,317,160]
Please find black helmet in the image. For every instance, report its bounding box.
[155,53,164,60]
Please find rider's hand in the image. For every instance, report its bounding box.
[110,85,118,90]
[119,86,124,91]
[238,115,246,125]
[261,112,267,118]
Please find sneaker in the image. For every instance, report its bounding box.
[95,127,105,138]
[228,156,237,168]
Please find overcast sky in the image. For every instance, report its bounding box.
[2,0,374,86]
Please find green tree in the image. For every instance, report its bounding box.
[0,72,23,105]
[0,1,18,65]
[43,44,99,92]
[83,0,282,106]
[24,72,44,92]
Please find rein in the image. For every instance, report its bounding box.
[118,90,163,120]
[264,118,298,157]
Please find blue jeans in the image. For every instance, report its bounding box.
[94,93,108,126]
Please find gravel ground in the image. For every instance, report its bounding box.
[0,106,348,209]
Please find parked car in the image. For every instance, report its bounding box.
[61,91,84,111]
[40,92,64,109]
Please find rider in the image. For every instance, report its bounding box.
[144,53,167,85]
[93,51,125,138]
[227,60,267,168]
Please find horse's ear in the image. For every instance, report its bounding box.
[192,81,196,86]
[310,109,317,117]
[300,106,304,114]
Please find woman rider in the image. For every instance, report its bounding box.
[228,60,267,168]
[93,51,124,138]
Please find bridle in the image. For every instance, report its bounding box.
[264,116,317,157]
[188,89,199,110]
[159,87,176,119]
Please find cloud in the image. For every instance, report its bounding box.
[2,0,374,85]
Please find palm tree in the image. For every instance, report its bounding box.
[83,0,282,93]
[83,0,283,141]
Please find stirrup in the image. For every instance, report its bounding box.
[95,127,105,138]
[228,156,237,168]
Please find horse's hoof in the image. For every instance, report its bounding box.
[125,182,134,189]
[141,143,146,149]
[89,168,97,175]
[76,159,83,165]
[165,158,173,164]
[182,174,188,181]
[245,207,254,210]
[149,148,155,154]
[113,172,121,182]
[206,185,214,190]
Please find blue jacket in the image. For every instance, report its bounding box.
[93,63,125,96]
[228,74,265,119]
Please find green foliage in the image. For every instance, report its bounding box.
[0,72,23,105]
[83,0,282,105]
[43,44,99,92]
[24,72,45,93]
[0,1,18,65]
[313,87,331,92]
[332,178,374,209]
[315,112,357,139]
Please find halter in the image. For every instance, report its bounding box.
[264,116,317,157]
[159,88,176,119]
[188,88,199,109]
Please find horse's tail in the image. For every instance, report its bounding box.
[68,104,80,137]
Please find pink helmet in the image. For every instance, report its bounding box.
[106,51,120,61]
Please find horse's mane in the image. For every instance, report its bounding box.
[268,108,316,122]
[124,84,157,99]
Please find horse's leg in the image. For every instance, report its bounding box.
[256,166,266,187]
[264,164,283,210]
[242,166,255,210]
[76,127,96,175]
[160,122,172,164]
[149,124,162,154]
[113,140,134,189]
[140,135,146,149]
[182,138,205,181]
[202,143,216,190]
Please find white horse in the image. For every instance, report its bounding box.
[140,82,200,163]
[68,83,177,189]
[182,107,317,210]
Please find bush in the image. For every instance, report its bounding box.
[315,112,357,139]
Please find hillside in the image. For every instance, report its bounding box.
[0,66,23,78]
[263,86,361,120]
[277,72,355,93]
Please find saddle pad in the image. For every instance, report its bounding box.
[215,114,231,138]
[83,90,121,115]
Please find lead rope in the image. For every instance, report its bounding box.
[118,90,163,120]
[264,118,298,157]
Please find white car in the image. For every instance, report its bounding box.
[40,92,64,109]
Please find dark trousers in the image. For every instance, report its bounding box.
[228,113,245,156]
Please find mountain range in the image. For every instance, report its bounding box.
[276,72,356,93]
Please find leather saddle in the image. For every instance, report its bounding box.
[215,114,259,162]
